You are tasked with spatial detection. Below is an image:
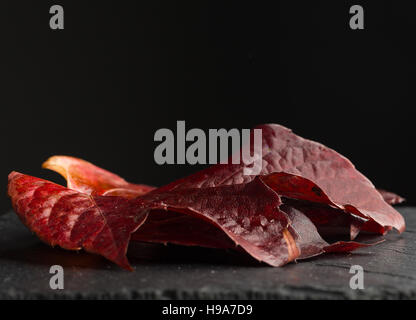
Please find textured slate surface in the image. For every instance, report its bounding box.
[0,207,415,300]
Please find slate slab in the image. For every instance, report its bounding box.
[0,207,415,300]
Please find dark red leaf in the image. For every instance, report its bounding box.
[8,171,148,270]
[155,124,405,234]
[137,177,300,266]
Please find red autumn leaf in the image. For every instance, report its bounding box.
[7,171,148,270]
[42,156,155,198]
[156,124,405,235]
[130,124,405,255]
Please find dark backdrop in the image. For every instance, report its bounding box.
[1,0,415,212]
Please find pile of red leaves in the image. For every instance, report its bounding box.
[7,124,405,270]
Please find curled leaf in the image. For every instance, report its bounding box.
[8,171,148,270]
[157,124,405,235]
[43,156,154,198]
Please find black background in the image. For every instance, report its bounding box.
[0,0,415,212]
